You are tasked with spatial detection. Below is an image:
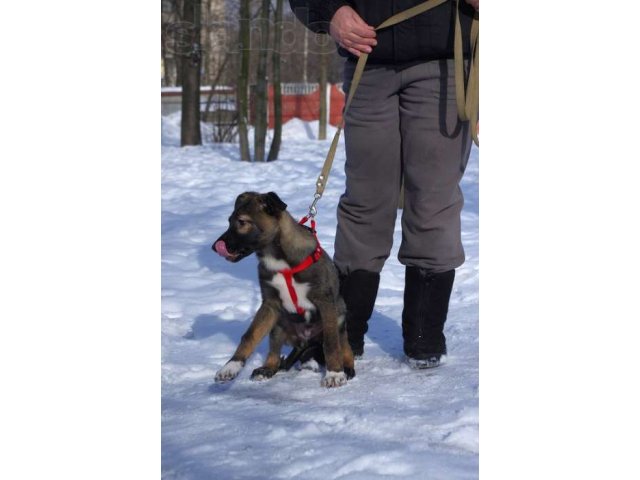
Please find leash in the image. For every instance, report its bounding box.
[454,0,479,145]
[306,0,479,219]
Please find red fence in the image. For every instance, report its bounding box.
[251,84,345,128]
[161,84,346,128]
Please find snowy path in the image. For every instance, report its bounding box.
[162,116,479,479]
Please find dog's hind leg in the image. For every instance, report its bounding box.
[279,347,303,371]
[215,302,279,383]
[279,344,315,371]
[251,325,285,381]
[340,323,356,379]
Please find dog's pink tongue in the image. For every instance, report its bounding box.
[214,240,231,258]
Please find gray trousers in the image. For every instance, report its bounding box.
[334,59,473,274]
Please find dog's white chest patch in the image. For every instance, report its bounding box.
[262,255,316,315]
[268,273,315,315]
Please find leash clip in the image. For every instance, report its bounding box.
[307,193,321,218]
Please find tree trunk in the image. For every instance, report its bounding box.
[180,0,202,146]
[162,0,183,87]
[202,0,226,91]
[253,0,270,162]
[267,0,283,161]
[202,0,211,85]
[318,35,328,141]
[237,0,251,161]
[302,28,308,84]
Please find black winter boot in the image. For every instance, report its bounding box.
[402,268,455,369]
[339,269,380,357]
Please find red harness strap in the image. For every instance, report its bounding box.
[278,217,323,315]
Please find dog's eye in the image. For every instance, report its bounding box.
[237,219,250,227]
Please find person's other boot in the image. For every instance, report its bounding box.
[339,269,380,357]
[402,268,455,369]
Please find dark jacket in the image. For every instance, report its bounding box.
[288,0,475,64]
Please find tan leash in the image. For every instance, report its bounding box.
[454,0,479,145]
[307,0,479,218]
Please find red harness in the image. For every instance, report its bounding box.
[277,216,323,316]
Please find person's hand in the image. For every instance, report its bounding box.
[329,6,377,57]
[465,0,479,10]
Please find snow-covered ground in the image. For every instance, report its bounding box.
[162,113,479,479]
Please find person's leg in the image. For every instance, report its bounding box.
[339,269,380,356]
[398,59,473,367]
[335,62,403,274]
[334,61,402,355]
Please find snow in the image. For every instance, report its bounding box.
[162,115,479,479]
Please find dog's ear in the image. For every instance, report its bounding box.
[262,192,287,216]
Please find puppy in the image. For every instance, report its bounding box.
[212,192,354,388]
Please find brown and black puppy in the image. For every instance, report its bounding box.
[212,192,355,388]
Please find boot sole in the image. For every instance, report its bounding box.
[407,354,447,369]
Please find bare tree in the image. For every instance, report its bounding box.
[267,0,284,161]
[302,28,308,83]
[318,34,329,141]
[180,0,203,146]
[203,53,238,143]
[161,0,184,86]
[202,0,227,88]
[237,0,251,161]
[253,0,271,162]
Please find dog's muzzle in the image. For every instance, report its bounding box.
[213,239,239,262]
[212,236,251,263]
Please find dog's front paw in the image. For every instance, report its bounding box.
[321,370,347,388]
[344,366,355,380]
[215,360,244,383]
[251,366,277,381]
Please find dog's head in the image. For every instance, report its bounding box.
[212,191,288,262]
